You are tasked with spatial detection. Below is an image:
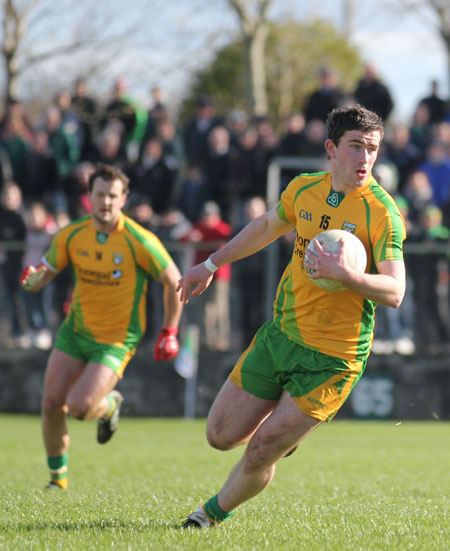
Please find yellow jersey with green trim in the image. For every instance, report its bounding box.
[275,171,405,362]
[43,212,173,346]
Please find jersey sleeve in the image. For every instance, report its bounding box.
[43,227,70,272]
[124,219,173,279]
[372,208,406,263]
[277,179,298,225]
[138,232,173,279]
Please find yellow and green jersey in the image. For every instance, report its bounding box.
[43,212,172,347]
[275,171,405,362]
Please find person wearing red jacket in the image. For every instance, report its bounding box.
[183,201,232,350]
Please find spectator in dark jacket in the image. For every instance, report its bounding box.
[418,80,447,125]
[204,125,235,223]
[0,181,27,346]
[304,66,346,123]
[71,78,98,161]
[133,137,176,214]
[183,95,222,168]
[43,106,79,183]
[383,124,423,193]
[89,129,129,173]
[353,62,394,121]
[278,113,307,157]
[23,130,59,203]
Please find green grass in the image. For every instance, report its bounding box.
[0,415,448,551]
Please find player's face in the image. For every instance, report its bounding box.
[90,177,127,230]
[326,129,381,192]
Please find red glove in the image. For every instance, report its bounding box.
[154,327,179,361]
[19,265,45,290]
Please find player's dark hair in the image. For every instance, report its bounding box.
[88,164,130,194]
[326,105,384,146]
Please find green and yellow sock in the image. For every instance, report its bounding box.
[203,494,235,524]
[47,454,68,489]
[102,392,116,420]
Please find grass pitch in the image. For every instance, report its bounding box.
[0,415,448,551]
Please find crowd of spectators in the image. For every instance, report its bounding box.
[1,64,450,355]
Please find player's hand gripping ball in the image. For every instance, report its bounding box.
[304,229,367,291]
[154,327,179,361]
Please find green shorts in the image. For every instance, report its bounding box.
[53,322,136,377]
[229,321,366,422]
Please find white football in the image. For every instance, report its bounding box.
[304,229,367,291]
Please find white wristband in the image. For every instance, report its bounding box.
[204,257,219,273]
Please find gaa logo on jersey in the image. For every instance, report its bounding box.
[113,254,124,266]
[299,209,312,221]
[112,270,123,279]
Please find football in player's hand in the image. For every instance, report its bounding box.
[304,229,367,291]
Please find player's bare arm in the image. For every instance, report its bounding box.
[343,259,405,308]
[19,263,57,292]
[158,261,183,328]
[177,206,294,303]
[307,239,405,307]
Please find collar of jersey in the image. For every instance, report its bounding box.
[90,211,125,235]
[328,172,374,197]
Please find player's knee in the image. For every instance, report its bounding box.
[243,441,270,470]
[66,397,92,420]
[41,393,65,417]
[244,432,291,470]
[67,405,88,420]
[206,426,235,451]
[282,445,298,458]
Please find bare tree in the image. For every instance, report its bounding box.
[228,0,272,117]
[382,0,450,90]
[342,0,356,40]
[0,0,149,102]
[428,0,450,87]
[2,0,31,101]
